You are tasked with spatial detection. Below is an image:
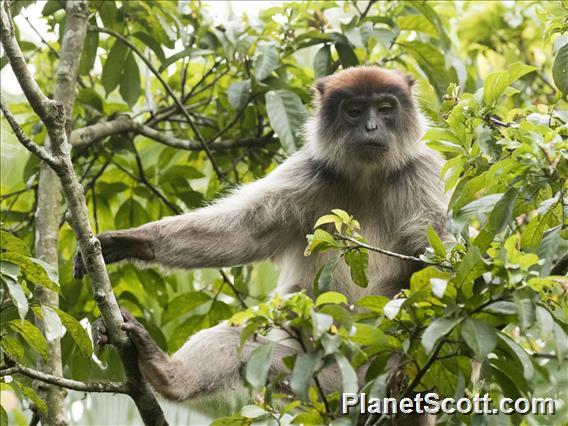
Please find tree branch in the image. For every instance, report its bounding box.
[0,3,167,425]
[0,101,60,170]
[0,362,130,394]
[88,25,225,181]
[70,115,274,151]
[336,234,451,269]
[0,2,54,122]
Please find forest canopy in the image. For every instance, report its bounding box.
[0,1,567,425]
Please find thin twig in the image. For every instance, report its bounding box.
[88,25,225,181]
[336,234,441,266]
[0,101,61,170]
[219,269,248,309]
[0,362,131,394]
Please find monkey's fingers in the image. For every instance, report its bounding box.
[73,252,86,279]
[91,318,109,348]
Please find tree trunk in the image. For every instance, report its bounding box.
[33,1,88,424]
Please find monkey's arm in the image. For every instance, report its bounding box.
[74,173,298,278]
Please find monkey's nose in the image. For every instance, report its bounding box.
[365,122,378,132]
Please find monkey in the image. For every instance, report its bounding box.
[75,66,448,406]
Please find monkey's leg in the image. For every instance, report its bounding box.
[118,312,300,401]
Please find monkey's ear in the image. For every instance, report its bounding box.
[393,70,416,89]
[314,78,327,96]
[405,74,416,88]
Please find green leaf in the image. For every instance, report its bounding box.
[351,324,390,346]
[1,230,30,255]
[344,249,369,288]
[158,48,214,72]
[102,40,128,95]
[552,43,568,96]
[427,225,446,258]
[0,406,5,426]
[162,292,211,325]
[413,3,451,50]
[422,317,462,354]
[483,301,517,315]
[335,353,358,394]
[78,88,104,113]
[553,321,568,361]
[474,187,520,252]
[228,80,251,109]
[315,291,347,306]
[0,260,20,280]
[497,334,534,380]
[254,44,279,81]
[52,307,93,357]
[7,320,49,360]
[314,45,332,78]
[461,319,497,359]
[356,295,389,314]
[119,52,141,107]
[265,89,307,153]
[514,295,535,331]
[1,335,24,362]
[453,246,484,297]
[483,62,537,105]
[245,343,273,390]
[537,228,561,276]
[1,253,60,293]
[521,212,550,250]
[33,305,65,342]
[398,41,454,97]
[311,312,333,339]
[335,42,358,68]
[19,382,48,414]
[79,23,99,76]
[133,32,166,63]
[115,199,151,229]
[291,351,321,401]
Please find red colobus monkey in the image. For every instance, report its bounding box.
[75,66,448,404]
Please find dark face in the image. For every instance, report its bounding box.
[312,67,421,170]
[318,84,416,164]
[339,92,401,152]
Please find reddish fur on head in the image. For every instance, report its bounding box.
[306,66,424,177]
[314,66,414,100]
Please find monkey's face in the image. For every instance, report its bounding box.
[310,66,423,172]
[338,93,400,158]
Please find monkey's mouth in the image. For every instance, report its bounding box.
[357,140,389,151]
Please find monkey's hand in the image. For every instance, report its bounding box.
[92,311,163,357]
[91,317,110,348]
[121,310,166,360]
[73,231,154,279]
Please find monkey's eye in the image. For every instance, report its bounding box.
[377,102,394,114]
[346,107,363,118]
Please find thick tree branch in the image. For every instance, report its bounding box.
[0,3,167,425]
[88,25,225,181]
[70,115,274,151]
[0,362,130,394]
[33,2,89,424]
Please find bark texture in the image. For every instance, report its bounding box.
[0,1,167,424]
[33,1,89,424]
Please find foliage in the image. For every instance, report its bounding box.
[1,1,567,425]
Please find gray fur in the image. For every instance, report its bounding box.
[83,67,448,405]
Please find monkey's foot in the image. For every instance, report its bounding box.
[92,317,109,347]
[121,310,163,358]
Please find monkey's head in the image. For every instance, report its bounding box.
[307,66,425,175]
